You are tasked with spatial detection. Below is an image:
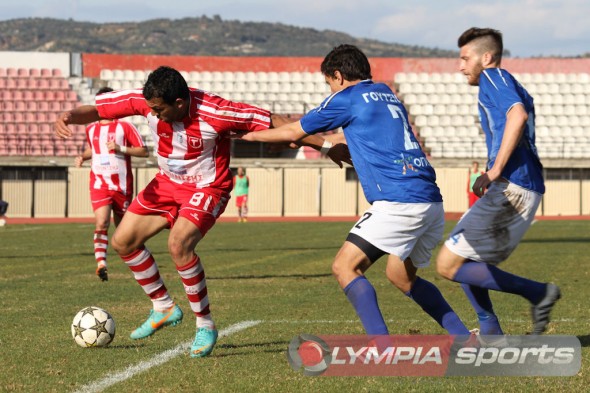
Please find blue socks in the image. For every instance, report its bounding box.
[405,277,469,335]
[453,260,546,305]
[344,276,389,335]
[461,283,504,335]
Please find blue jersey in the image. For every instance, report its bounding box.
[478,68,545,194]
[300,80,442,204]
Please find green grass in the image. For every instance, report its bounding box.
[0,220,589,392]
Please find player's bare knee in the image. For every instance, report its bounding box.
[436,259,455,280]
[111,234,132,256]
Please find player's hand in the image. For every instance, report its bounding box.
[472,169,499,197]
[327,143,353,168]
[106,141,117,152]
[74,155,84,168]
[55,111,73,139]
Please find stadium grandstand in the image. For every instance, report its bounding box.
[1,51,589,219]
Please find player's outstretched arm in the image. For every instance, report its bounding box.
[55,105,102,139]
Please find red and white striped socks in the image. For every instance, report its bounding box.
[177,255,215,329]
[93,230,108,268]
[122,246,174,311]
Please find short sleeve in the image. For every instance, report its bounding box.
[300,92,352,135]
[480,69,523,115]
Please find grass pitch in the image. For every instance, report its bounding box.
[1,220,589,392]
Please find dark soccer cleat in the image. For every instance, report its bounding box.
[531,283,561,334]
[96,265,109,282]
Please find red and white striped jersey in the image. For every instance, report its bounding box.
[96,88,271,192]
[85,119,145,195]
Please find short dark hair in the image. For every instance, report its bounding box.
[458,27,503,62]
[143,66,190,105]
[320,44,372,81]
[96,86,113,96]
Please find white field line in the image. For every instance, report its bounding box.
[73,320,261,393]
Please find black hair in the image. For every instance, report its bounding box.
[458,27,503,62]
[96,86,114,96]
[143,66,190,105]
[320,44,372,81]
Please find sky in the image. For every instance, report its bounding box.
[0,0,588,57]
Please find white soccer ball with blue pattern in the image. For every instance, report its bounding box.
[71,306,116,347]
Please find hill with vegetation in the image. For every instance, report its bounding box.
[0,15,458,57]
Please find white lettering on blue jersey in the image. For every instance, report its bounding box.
[300,80,442,204]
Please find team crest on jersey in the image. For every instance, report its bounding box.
[393,153,419,175]
[188,136,203,149]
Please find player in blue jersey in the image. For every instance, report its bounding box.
[436,27,560,335]
[237,44,469,336]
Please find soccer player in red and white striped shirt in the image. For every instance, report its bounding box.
[55,66,303,358]
[76,87,149,282]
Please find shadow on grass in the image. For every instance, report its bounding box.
[209,273,332,280]
[205,246,338,252]
[521,238,590,244]
[576,335,590,347]
[0,252,94,259]
[213,340,289,357]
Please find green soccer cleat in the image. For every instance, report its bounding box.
[191,327,218,358]
[130,305,183,340]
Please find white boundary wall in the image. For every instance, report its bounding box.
[0,51,71,76]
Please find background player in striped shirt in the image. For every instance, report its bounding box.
[75,87,149,281]
[55,66,340,358]
[436,27,561,336]
[237,44,470,338]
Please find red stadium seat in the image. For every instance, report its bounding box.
[25,112,37,123]
[29,68,41,78]
[12,90,24,100]
[6,79,17,89]
[37,79,50,90]
[37,101,49,112]
[40,68,52,77]
[52,69,63,77]
[7,68,17,77]
[33,91,45,100]
[28,123,40,135]
[14,101,27,112]
[16,79,28,89]
[39,123,52,135]
[3,100,14,111]
[26,79,38,89]
[49,101,62,112]
[54,90,65,101]
[13,113,24,123]
[17,68,29,77]
[23,90,34,100]
[0,68,6,77]
[0,78,6,89]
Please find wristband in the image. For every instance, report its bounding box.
[119,145,127,154]
[320,140,333,155]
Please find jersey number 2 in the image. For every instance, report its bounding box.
[355,212,373,229]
